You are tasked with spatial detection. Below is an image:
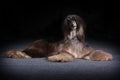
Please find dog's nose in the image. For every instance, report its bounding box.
[72,21,77,29]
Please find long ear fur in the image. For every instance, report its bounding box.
[62,16,70,40]
[77,24,85,42]
[75,15,86,42]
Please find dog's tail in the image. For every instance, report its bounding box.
[6,50,31,59]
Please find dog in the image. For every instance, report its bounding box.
[7,14,112,62]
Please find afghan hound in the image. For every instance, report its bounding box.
[7,14,112,62]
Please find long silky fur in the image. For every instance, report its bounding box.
[6,14,112,62]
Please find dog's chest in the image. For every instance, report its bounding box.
[71,39,83,52]
[65,38,84,58]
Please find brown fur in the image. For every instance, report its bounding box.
[6,14,112,62]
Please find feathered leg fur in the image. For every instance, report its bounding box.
[81,47,112,61]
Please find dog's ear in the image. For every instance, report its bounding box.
[62,18,70,40]
[77,25,85,42]
[75,15,86,42]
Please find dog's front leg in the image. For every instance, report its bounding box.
[48,51,74,62]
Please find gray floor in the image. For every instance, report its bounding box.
[0,40,120,80]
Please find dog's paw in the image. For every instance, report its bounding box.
[89,50,112,61]
[48,53,74,62]
[7,50,31,59]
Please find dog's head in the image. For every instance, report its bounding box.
[63,14,85,42]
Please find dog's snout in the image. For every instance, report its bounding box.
[72,21,77,27]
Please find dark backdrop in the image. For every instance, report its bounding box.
[0,1,120,47]
[0,1,120,80]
